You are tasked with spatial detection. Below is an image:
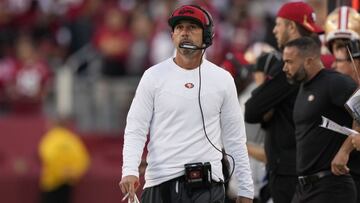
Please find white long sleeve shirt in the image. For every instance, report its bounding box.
[122,58,254,199]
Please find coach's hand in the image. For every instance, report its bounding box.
[119,175,139,202]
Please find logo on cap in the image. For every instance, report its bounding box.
[303,15,314,32]
[179,8,194,15]
[308,94,315,102]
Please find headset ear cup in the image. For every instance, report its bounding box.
[189,5,214,47]
[202,10,214,47]
[204,28,212,46]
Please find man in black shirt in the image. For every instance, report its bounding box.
[283,37,357,203]
[244,2,323,202]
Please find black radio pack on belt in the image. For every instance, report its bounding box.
[184,162,212,189]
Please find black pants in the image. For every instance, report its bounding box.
[351,173,360,203]
[269,173,297,203]
[291,174,356,203]
[41,184,72,203]
[141,177,225,203]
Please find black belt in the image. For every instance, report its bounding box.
[160,176,223,201]
[171,175,223,186]
[298,170,333,186]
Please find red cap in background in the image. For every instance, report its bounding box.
[277,2,324,34]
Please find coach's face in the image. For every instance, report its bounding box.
[172,20,203,55]
[282,46,307,84]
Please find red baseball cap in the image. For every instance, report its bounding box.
[168,5,208,29]
[277,2,324,34]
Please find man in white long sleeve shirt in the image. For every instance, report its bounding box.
[119,4,254,203]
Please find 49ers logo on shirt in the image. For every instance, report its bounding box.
[184,83,194,89]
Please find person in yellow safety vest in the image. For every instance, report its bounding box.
[38,120,90,203]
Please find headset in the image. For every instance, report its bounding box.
[348,39,360,59]
[191,5,214,48]
[262,51,282,76]
[346,39,360,84]
[169,5,214,49]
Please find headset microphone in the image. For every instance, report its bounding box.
[179,43,206,50]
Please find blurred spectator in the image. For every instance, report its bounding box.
[148,0,174,65]
[0,55,17,114]
[70,3,137,133]
[149,22,174,65]
[126,3,153,75]
[221,51,252,94]
[65,0,102,55]
[38,117,90,203]
[92,5,133,77]
[88,5,137,132]
[5,34,52,114]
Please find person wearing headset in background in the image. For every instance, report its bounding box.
[244,2,323,203]
[283,36,357,203]
[119,4,253,203]
[324,6,360,202]
[324,6,360,84]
